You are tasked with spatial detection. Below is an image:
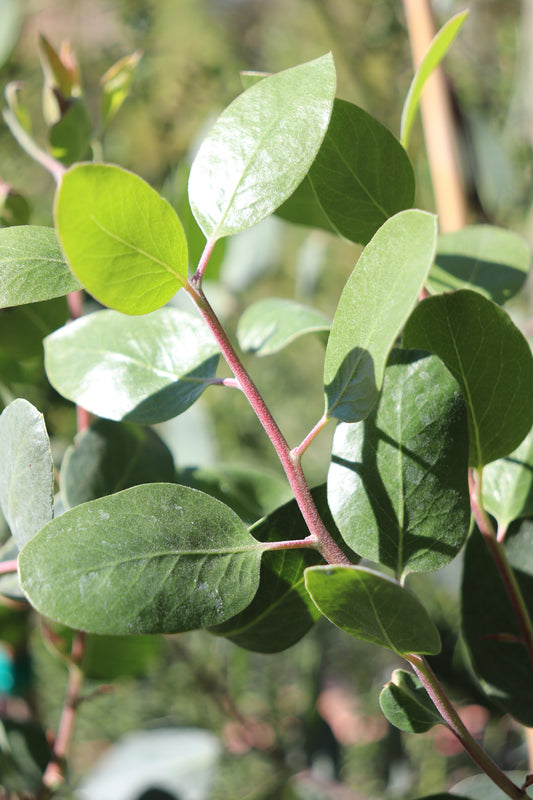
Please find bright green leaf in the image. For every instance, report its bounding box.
[324,209,437,422]
[482,428,533,532]
[328,351,470,578]
[0,399,53,549]
[54,163,188,315]
[44,307,219,424]
[379,669,443,733]
[307,99,415,245]
[19,483,265,635]
[304,564,441,656]
[403,290,533,468]
[188,53,336,239]
[401,11,469,149]
[0,226,81,308]
[60,419,175,509]
[237,298,330,356]
[428,225,530,304]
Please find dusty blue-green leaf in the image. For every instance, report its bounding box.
[49,98,92,165]
[451,773,533,800]
[19,483,265,634]
[324,209,437,422]
[462,521,533,726]
[304,564,440,656]
[188,53,336,239]
[482,428,533,531]
[237,298,330,356]
[379,669,442,733]
[307,99,415,245]
[403,290,533,468]
[0,297,68,360]
[427,225,530,304]
[328,351,470,578]
[0,399,53,549]
[401,11,469,149]
[44,307,219,424]
[60,419,175,509]
[0,0,21,70]
[0,226,81,308]
[55,164,188,315]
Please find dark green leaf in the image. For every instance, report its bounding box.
[0,225,81,308]
[0,720,51,794]
[304,564,441,655]
[19,483,264,634]
[482,429,533,531]
[328,351,470,578]
[379,668,442,733]
[275,176,337,233]
[427,225,530,304]
[60,419,175,508]
[308,99,415,245]
[188,53,336,239]
[0,399,53,549]
[324,210,437,422]
[450,773,533,800]
[0,297,68,360]
[44,307,219,424]
[54,164,188,314]
[462,522,533,726]
[237,298,330,356]
[49,98,92,164]
[403,290,533,468]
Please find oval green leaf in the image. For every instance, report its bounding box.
[307,99,415,245]
[19,483,265,635]
[54,164,188,315]
[0,297,68,360]
[324,209,438,422]
[237,298,330,356]
[44,307,220,424]
[427,225,530,304]
[188,53,336,240]
[304,564,441,656]
[379,669,443,733]
[328,351,470,578]
[482,428,533,531]
[403,290,533,468]
[0,225,81,308]
[0,399,53,549]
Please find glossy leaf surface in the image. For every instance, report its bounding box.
[324,210,437,422]
[427,225,530,304]
[328,351,470,578]
[237,298,330,356]
[304,565,441,655]
[308,99,415,245]
[0,399,53,549]
[403,290,533,467]
[19,484,265,635]
[55,164,188,314]
[44,308,219,424]
[462,522,533,726]
[188,54,335,239]
[482,429,533,531]
[60,419,175,509]
[0,225,81,308]
[379,669,442,733]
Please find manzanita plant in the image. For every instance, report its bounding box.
[1,9,533,800]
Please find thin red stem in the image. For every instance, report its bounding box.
[291,413,330,462]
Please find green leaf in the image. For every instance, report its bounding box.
[0,225,81,308]
[379,669,442,733]
[307,99,415,245]
[0,0,21,70]
[0,719,51,795]
[19,483,265,635]
[0,399,53,549]
[210,485,340,653]
[427,225,530,304]
[403,290,533,468]
[482,428,533,531]
[451,773,533,800]
[54,164,188,315]
[0,297,68,360]
[44,307,219,424]
[324,209,437,422]
[304,564,441,656]
[49,98,92,165]
[328,351,470,578]
[100,50,142,129]
[60,419,175,509]
[401,11,469,149]
[237,298,330,356]
[462,521,533,727]
[275,176,337,234]
[188,53,336,240]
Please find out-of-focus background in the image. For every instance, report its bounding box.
[1,1,532,798]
